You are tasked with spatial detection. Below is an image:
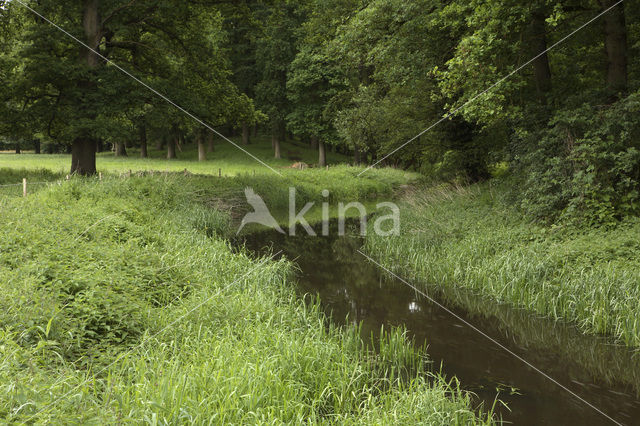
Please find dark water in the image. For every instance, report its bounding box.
[234,222,640,425]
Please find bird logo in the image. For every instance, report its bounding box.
[237,188,285,234]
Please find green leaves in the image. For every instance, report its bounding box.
[517,92,640,224]
[1,0,247,159]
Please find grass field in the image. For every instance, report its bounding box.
[365,183,640,348]
[0,136,352,177]
[0,157,491,423]
[0,137,418,204]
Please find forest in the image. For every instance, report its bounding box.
[1,0,639,424]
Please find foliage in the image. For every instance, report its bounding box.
[2,0,639,222]
[255,0,307,139]
[0,0,260,171]
[437,0,640,222]
[516,92,640,225]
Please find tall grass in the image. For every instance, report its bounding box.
[366,183,640,348]
[0,175,490,424]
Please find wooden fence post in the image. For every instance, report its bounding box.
[22,178,27,197]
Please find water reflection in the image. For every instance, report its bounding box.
[234,221,640,426]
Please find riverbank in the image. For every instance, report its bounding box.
[238,219,640,424]
[365,183,640,348]
[0,174,491,424]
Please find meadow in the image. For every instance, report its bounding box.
[365,183,640,348]
[0,147,491,424]
[0,136,351,177]
[0,137,417,205]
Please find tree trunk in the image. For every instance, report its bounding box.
[82,0,101,68]
[354,146,361,165]
[139,123,148,158]
[95,139,103,153]
[15,144,20,154]
[167,137,177,159]
[155,137,164,151]
[70,0,101,175]
[252,125,258,138]
[317,138,326,167]
[272,130,281,159]
[274,138,281,159]
[207,132,215,152]
[242,123,250,145]
[600,0,627,94]
[115,141,127,157]
[34,140,40,154]
[71,138,97,176]
[198,130,207,161]
[531,8,552,100]
[178,132,185,152]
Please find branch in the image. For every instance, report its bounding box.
[103,40,151,51]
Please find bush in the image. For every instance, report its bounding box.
[514,92,640,225]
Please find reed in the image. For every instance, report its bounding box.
[366,182,640,347]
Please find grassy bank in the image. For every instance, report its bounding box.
[365,183,640,348]
[0,174,491,424]
[1,164,415,230]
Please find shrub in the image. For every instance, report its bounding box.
[514,92,640,225]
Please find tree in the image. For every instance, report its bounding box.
[1,0,246,174]
[286,0,357,167]
[255,0,307,158]
[288,48,346,167]
[600,0,628,95]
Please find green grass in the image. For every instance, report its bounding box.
[0,174,491,424]
[0,136,354,177]
[0,136,418,205]
[365,183,640,348]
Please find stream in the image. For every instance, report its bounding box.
[234,220,640,425]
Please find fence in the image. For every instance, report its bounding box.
[0,172,108,198]
[0,179,54,197]
[0,169,227,198]
[0,163,333,199]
